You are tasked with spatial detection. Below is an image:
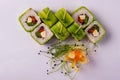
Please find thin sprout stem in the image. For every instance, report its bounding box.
[63,64,72,79]
[66,62,72,73]
[63,62,78,80]
[40,53,52,58]
[48,61,66,74]
[53,58,63,62]
[50,40,61,46]
[71,71,78,80]
[40,50,49,53]
[49,58,54,67]
[49,58,64,68]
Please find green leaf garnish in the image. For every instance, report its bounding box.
[35,31,41,38]
[26,22,36,26]
[53,44,70,57]
[93,25,99,31]
[84,14,89,24]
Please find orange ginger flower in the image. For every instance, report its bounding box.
[65,49,88,71]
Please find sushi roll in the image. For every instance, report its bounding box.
[19,8,41,32]
[67,22,85,41]
[51,21,70,41]
[55,8,74,27]
[31,23,53,45]
[72,6,94,28]
[85,21,106,43]
[38,7,58,28]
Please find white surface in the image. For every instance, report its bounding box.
[0,0,120,80]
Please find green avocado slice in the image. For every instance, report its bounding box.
[67,22,85,41]
[55,8,74,27]
[38,7,58,28]
[51,21,70,41]
[35,31,41,38]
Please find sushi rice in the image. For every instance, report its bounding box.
[31,23,54,45]
[85,21,106,43]
[19,8,41,32]
[72,6,94,28]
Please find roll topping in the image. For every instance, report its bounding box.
[26,16,37,26]
[78,14,89,25]
[88,25,99,37]
[35,26,46,38]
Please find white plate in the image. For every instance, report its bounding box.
[0,0,120,80]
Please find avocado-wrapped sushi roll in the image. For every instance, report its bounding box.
[67,22,85,41]
[55,8,74,27]
[19,8,41,32]
[72,6,94,28]
[85,21,106,43]
[51,21,70,41]
[38,7,58,28]
[31,23,53,45]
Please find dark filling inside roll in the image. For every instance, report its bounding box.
[78,14,89,25]
[35,26,46,38]
[26,16,37,26]
[88,25,100,37]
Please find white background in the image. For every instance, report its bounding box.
[0,0,120,80]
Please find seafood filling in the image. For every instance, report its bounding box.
[88,25,100,37]
[26,16,37,26]
[35,26,46,38]
[78,14,89,25]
